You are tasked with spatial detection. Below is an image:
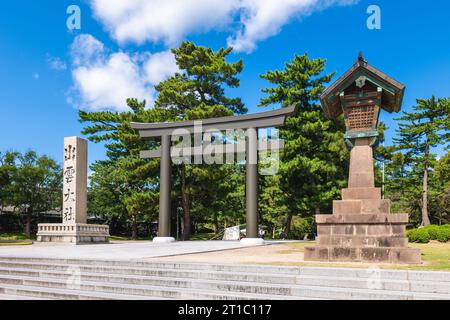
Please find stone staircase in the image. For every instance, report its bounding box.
[0,257,449,300]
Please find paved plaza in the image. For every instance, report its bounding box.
[0,240,290,261]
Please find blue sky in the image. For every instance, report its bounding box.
[1,0,449,167]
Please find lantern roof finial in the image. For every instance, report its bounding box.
[357,51,367,65]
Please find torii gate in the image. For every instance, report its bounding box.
[131,106,296,245]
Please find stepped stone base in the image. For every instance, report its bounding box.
[37,223,109,244]
[304,246,421,264]
[305,206,421,263]
[306,139,421,264]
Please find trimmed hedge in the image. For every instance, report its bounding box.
[407,228,430,243]
[407,225,450,243]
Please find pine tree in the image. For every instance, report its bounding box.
[79,99,167,239]
[155,41,246,240]
[394,96,450,226]
[259,54,348,237]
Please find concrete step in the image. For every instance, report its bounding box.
[0,257,304,275]
[0,293,49,300]
[1,259,450,283]
[0,272,449,300]
[0,267,295,291]
[296,275,450,294]
[298,266,450,283]
[0,263,298,285]
[0,257,449,300]
[0,283,173,300]
[291,284,450,300]
[0,271,297,297]
[0,274,308,300]
[1,266,449,295]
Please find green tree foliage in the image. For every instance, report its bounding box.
[259,174,289,238]
[189,164,245,235]
[8,151,61,238]
[430,152,450,225]
[393,96,450,226]
[156,41,246,116]
[87,162,128,235]
[0,152,18,209]
[79,99,166,239]
[258,54,348,237]
[155,41,246,240]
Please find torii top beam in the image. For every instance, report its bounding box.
[131,106,297,138]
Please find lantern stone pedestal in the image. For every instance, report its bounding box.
[304,139,421,264]
[305,54,421,264]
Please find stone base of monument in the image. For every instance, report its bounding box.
[305,187,421,264]
[37,223,110,244]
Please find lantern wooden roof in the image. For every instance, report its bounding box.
[320,53,405,119]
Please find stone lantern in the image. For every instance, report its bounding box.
[304,53,421,264]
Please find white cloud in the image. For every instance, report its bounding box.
[47,56,67,71]
[70,34,105,66]
[228,0,358,53]
[90,0,239,46]
[69,34,178,112]
[144,51,179,85]
[88,0,358,52]
[69,0,359,111]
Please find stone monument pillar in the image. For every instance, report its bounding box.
[62,137,87,224]
[304,54,421,264]
[37,137,109,244]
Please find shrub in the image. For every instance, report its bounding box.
[435,228,450,243]
[407,225,450,243]
[423,225,440,240]
[407,228,431,243]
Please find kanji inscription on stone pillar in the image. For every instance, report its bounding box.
[63,137,87,224]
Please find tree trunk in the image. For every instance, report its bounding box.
[180,164,191,240]
[283,213,293,239]
[110,216,117,236]
[213,213,219,234]
[421,143,431,226]
[131,213,138,240]
[24,209,32,239]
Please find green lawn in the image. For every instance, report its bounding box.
[0,233,34,246]
[407,242,450,271]
[0,241,33,246]
[0,233,30,241]
[280,241,450,271]
[108,235,153,241]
